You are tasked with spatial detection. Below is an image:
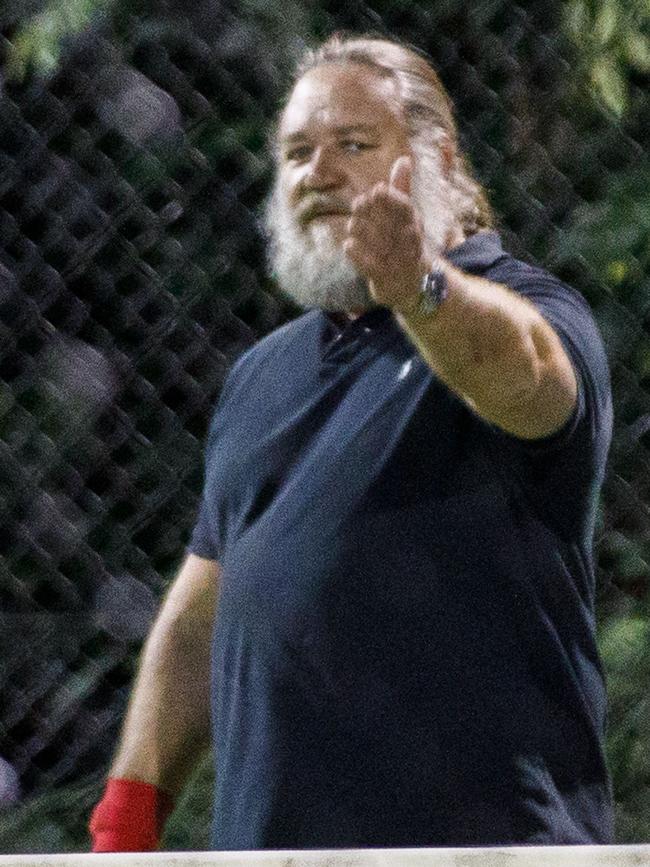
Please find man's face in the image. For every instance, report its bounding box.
[265,62,453,312]
[279,63,410,246]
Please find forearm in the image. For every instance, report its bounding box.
[344,159,575,437]
[396,261,547,404]
[109,568,216,797]
[393,259,577,438]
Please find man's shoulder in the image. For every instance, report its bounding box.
[486,253,591,312]
[226,309,320,379]
[238,309,318,359]
[206,309,319,426]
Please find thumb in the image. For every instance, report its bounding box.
[389,156,412,197]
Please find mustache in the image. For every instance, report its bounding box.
[296,195,351,226]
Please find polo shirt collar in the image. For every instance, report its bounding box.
[445,230,506,274]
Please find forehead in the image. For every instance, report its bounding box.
[279,63,404,140]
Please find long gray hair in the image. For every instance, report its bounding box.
[289,34,494,237]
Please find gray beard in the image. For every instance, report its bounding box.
[265,192,373,312]
[265,143,454,313]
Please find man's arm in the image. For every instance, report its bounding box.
[109,553,219,793]
[344,156,578,441]
[90,553,219,850]
[395,262,578,441]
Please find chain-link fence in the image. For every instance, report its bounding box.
[1,0,650,853]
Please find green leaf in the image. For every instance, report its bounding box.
[6,0,114,81]
[565,0,592,44]
[599,615,649,674]
[591,57,629,115]
[607,260,629,285]
[594,0,620,46]
[626,32,650,72]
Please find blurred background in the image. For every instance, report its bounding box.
[0,0,649,853]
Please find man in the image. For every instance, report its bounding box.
[90,34,614,850]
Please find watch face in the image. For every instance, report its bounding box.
[418,268,448,315]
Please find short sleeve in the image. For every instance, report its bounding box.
[481,264,613,538]
[187,494,220,561]
[497,264,613,455]
[186,401,224,562]
[185,350,252,563]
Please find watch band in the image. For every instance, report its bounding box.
[417,265,448,316]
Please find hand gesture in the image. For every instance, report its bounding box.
[343,156,430,312]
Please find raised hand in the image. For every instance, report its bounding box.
[343,156,430,312]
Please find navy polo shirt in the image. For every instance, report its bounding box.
[189,231,614,848]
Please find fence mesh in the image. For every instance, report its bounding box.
[1,0,650,853]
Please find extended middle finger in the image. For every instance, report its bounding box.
[352,186,412,222]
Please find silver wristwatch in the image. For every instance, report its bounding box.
[417,265,448,316]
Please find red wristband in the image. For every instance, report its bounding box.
[89,778,174,852]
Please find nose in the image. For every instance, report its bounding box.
[301,146,343,193]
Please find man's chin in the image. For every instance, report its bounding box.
[303,215,348,244]
[299,219,348,249]
[268,223,372,311]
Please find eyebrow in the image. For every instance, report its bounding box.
[280,124,378,144]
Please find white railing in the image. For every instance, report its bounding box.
[0,846,648,867]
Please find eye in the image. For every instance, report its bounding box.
[285,144,312,162]
[341,140,372,153]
